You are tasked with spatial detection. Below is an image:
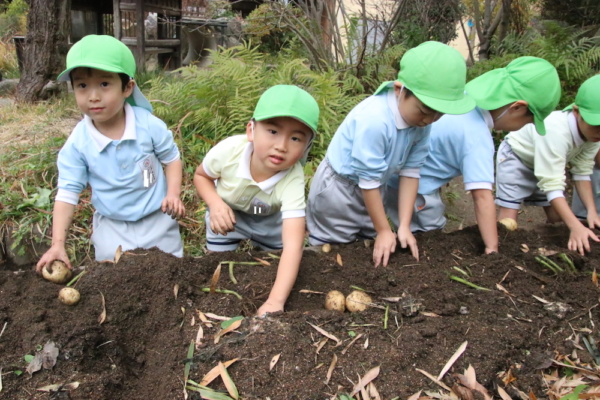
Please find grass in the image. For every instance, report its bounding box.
[0,39,19,79]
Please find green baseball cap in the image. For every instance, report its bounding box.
[465,56,560,135]
[253,85,319,134]
[564,75,600,126]
[57,35,152,112]
[374,41,475,115]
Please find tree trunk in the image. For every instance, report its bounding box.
[16,0,71,103]
[497,0,512,44]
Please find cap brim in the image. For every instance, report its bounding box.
[533,114,546,136]
[414,91,477,115]
[580,109,600,126]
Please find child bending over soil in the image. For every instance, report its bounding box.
[37,35,185,270]
[410,57,560,254]
[497,75,600,255]
[193,85,320,317]
[307,41,475,267]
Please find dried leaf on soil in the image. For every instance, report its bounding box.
[214,318,242,344]
[269,353,281,371]
[592,269,598,287]
[252,257,271,266]
[37,381,80,392]
[26,352,43,375]
[326,354,337,383]
[521,244,529,253]
[219,361,239,399]
[342,333,363,355]
[195,325,204,349]
[455,365,492,400]
[350,366,380,396]
[200,359,239,386]
[205,312,229,321]
[174,284,179,299]
[364,337,369,349]
[197,310,213,327]
[421,312,441,317]
[407,390,422,400]
[438,341,468,380]
[336,253,343,266]
[307,322,341,345]
[210,263,222,293]
[368,382,381,400]
[98,291,107,324]
[315,337,328,354]
[416,368,452,391]
[497,386,512,400]
[115,245,123,263]
[299,289,325,295]
[538,248,558,256]
[42,340,59,369]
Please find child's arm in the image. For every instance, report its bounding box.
[397,176,419,261]
[36,201,76,272]
[256,217,305,316]
[363,188,396,267]
[162,159,185,218]
[471,189,498,254]
[595,150,600,168]
[574,179,600,228]
[193,163,236,235]
[550,195,599,255]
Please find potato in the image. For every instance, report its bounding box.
[321,243,331,253]
[345,290,372,313]
[58,287,80,306]
[499,218,518,231]
[325,290,346,312]
[42,260,73,284]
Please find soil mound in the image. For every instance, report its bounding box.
[1,224,598,399]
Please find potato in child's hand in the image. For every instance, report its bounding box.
[42,260,73,284]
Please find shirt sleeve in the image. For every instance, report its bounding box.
[202,136,237,179]
[279,167,306,219]
[350,117,391,184]
[461,126,495,190]
[402,126,431,171]
[56,138,89,195]
[148,115,180,165]
[533,133,571,193]
[569,143,600,177]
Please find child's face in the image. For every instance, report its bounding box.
[71,67,134,128]
[574,107,600,143]
[246,117,312,174]
[492,101,534,132]
[394,83,443,127]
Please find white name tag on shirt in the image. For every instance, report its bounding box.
[137,155,157,188]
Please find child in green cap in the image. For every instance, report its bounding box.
[193,84,319,316]
[497,74,600,255]
[404,57,560,254]
[37,35,185,271]
[307,41,475,267]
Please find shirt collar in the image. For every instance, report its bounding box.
[386,87,410,130]
[85,103,137,152]
[236,141,288,194]
[478,108,494,130]
[568,111,585,147]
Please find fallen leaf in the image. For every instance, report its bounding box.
[41,341,59,369]
[195,325,204,349]
[269,353,281,371]
[210,263,222,293]
[115,245,123,263]
[407,390,422,400]
[368,382,382,400]
[342,333,363,355]
[455,365,492,400]
[174,284,179,299]
[37,382,80,392]
[214,319,242,344]
[299,289,325,295]
[528,389,537,400]
[219,362,239,399]
[421,312,441,317]
[538,248,558,256]
[197,311,213,327]
[496,284,512,296]
[438,341,468,380]
[593,269,598,287]
[199,358,239,386]
[315,337,328,354]
[336,253,343,266]
[521,244,529,253]
[416,368,452,391]
[381,297,402,302]
[252,257,271,266]
[364,337,369,349]
[26,353,43,375]
[204,312,229,321]
[307,322,341,345]
[452,382,475,400]
[351,366,380,396]
[497,386,512,400]
[326,354,337,384]
[191,316,195,326]
[98,291,106,324]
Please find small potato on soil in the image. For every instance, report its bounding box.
[42,260,73,284]
[345,290,372,313]
[499,218,518,231]
[58,287,80,305]
[324,290,346,312]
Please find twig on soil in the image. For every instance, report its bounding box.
[0,322,7,339]
[66,271,86,287]
[449,276,491,291]
[201,288,242,300]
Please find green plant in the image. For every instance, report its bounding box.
[0,0,28,40]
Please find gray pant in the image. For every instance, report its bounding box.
[495,140,550,209]
[307,159,401,245]
[205,209,283,251]
[571,166,600,220]
[385,188,447,232]
[92,208,183,261]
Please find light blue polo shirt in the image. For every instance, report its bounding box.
[55,104,180,221]
[417,107,495,195]
[326,85,431,190]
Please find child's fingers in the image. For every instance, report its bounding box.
[382,249,390,267]
[228,208,236,225]
[410,242,419,261]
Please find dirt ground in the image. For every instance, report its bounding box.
[1,223,599,400]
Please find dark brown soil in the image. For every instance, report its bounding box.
[1,224,599,399]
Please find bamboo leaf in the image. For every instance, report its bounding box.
[214,319,242,344]
[210,263,222,293]
[350,366,380,396]
[437,341,468,380]
[307,322,341,345]
[200,359,239,386]
[326,354,337,384]
[270,353,281,371]
[219,362,239,399]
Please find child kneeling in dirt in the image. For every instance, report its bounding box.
[307,41,475,267]
[193,85,319,316]
[407,57,560,254]
[37,35,185,270]
[497,75,600,255]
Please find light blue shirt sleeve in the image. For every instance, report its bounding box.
[57,135,89,194]
[461,126,495,188]
[350,117,391,183]
[402,126,431,171]
[147,114,180,165]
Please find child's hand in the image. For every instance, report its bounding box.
[398,226,419,261]
[373,230,396,267]
[36,245,71,273]
[568,223,600,255]
[256,300,284,317]
[587,213,600,230]
[162,195,185,219]
[209,201,236,235]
